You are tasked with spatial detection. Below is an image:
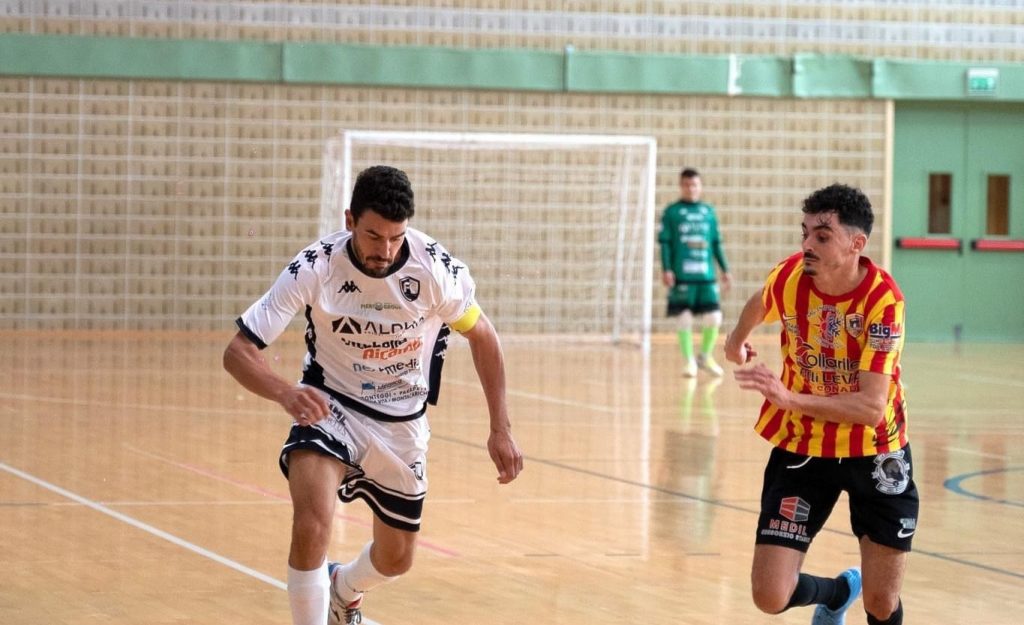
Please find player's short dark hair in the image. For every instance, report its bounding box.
[350,165,415,222]
[680,168,700,179]
[802,183,873,236]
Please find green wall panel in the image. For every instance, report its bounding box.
[566,51,729,94]
[1,34,1023,102]
[875,59,1024,101]
[0,33,281,82]
[283,42,564,91]
[793,54,873,98]
[734,56,793,97]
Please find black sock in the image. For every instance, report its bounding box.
[785,573,849,610]
[866,599,903,625]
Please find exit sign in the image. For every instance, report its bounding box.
[966,68,999,97]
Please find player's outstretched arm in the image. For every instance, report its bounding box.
[460,314,524,484]
[724,291,766,365]
[734,366,889,427]
[222,331,329,426]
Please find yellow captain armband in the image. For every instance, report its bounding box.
[449,303,483,333]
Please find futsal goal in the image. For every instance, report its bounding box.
[320,130,657,352]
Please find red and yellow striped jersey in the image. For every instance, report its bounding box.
[756,252,908,458]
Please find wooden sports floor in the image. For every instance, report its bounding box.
[1,331,1021,624]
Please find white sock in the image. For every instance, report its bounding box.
[333,542,399,603]
[288,560,329,625]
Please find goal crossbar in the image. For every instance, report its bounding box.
[322,130,658,353]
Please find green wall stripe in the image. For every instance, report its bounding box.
[0,33,281,82]
[793,54,873,98]
[2,34,1024,102]
[566,51,730,94]
[735,56,793,97]
[283,42,563,91]
[875,59,1024,101]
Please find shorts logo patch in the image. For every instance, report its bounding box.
[872,450,911,495]
[897,517,916,539]
[400,276,420,302]
[409,461,425,481]
[779,496,811,523]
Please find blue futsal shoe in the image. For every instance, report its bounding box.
[811,567,862,625]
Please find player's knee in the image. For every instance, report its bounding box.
[862,589,900,620]
[679,310,694,331]
[750,578,791,614]
[291,510,333,555]
[699,310,723,328]
[373,544,415,576]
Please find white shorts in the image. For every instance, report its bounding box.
[278,391,430,532]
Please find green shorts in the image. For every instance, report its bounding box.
[667,281,720,316]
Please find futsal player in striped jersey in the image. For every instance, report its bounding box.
[725,184,917,625]
[224,166,523,625]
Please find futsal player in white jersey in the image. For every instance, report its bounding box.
[223,166,524,625]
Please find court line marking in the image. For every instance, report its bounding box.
[943,446,1012,461]
[0,459,387,625]
[0,461,285,587]
[0,391,254,416]
[124,444,461,558]
[0,499,287,507]
[446,378,619,413]
[943,467,1024,509]
[433,433,1024,581]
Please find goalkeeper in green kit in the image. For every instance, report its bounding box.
[658,168,732,377]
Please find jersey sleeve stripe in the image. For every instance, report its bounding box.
[235,317,268,350]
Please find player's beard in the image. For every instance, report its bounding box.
[802,252,819,275]
[361,256,392,278]
[352,240,392,277]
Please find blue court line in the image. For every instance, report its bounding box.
[943,467,1024,509]
[433,435,1024,581]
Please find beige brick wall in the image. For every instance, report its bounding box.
[0,77,887,332]
[3,1,1023,61]
[18,0,1007,331]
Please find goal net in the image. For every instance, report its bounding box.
[320,131,657,352]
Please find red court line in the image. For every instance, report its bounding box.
[124,445,459,558]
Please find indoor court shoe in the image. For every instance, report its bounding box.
[811,567,862,625]
[683,358,698,377]
[328,562,364,625]
[696,354,724,377]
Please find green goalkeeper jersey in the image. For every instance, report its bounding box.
[658,200,729,283]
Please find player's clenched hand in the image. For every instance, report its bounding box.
[279,385,330,426]
[724,332,757,365]
[662,271,675,288]
[487,427,524,484]
[734,363,791,408]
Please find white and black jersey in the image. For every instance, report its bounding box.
[237,227,480,421]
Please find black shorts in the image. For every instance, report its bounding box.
[755,445,919,552]
[666,282,721,316]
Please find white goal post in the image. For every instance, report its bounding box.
[320,130,657,353]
